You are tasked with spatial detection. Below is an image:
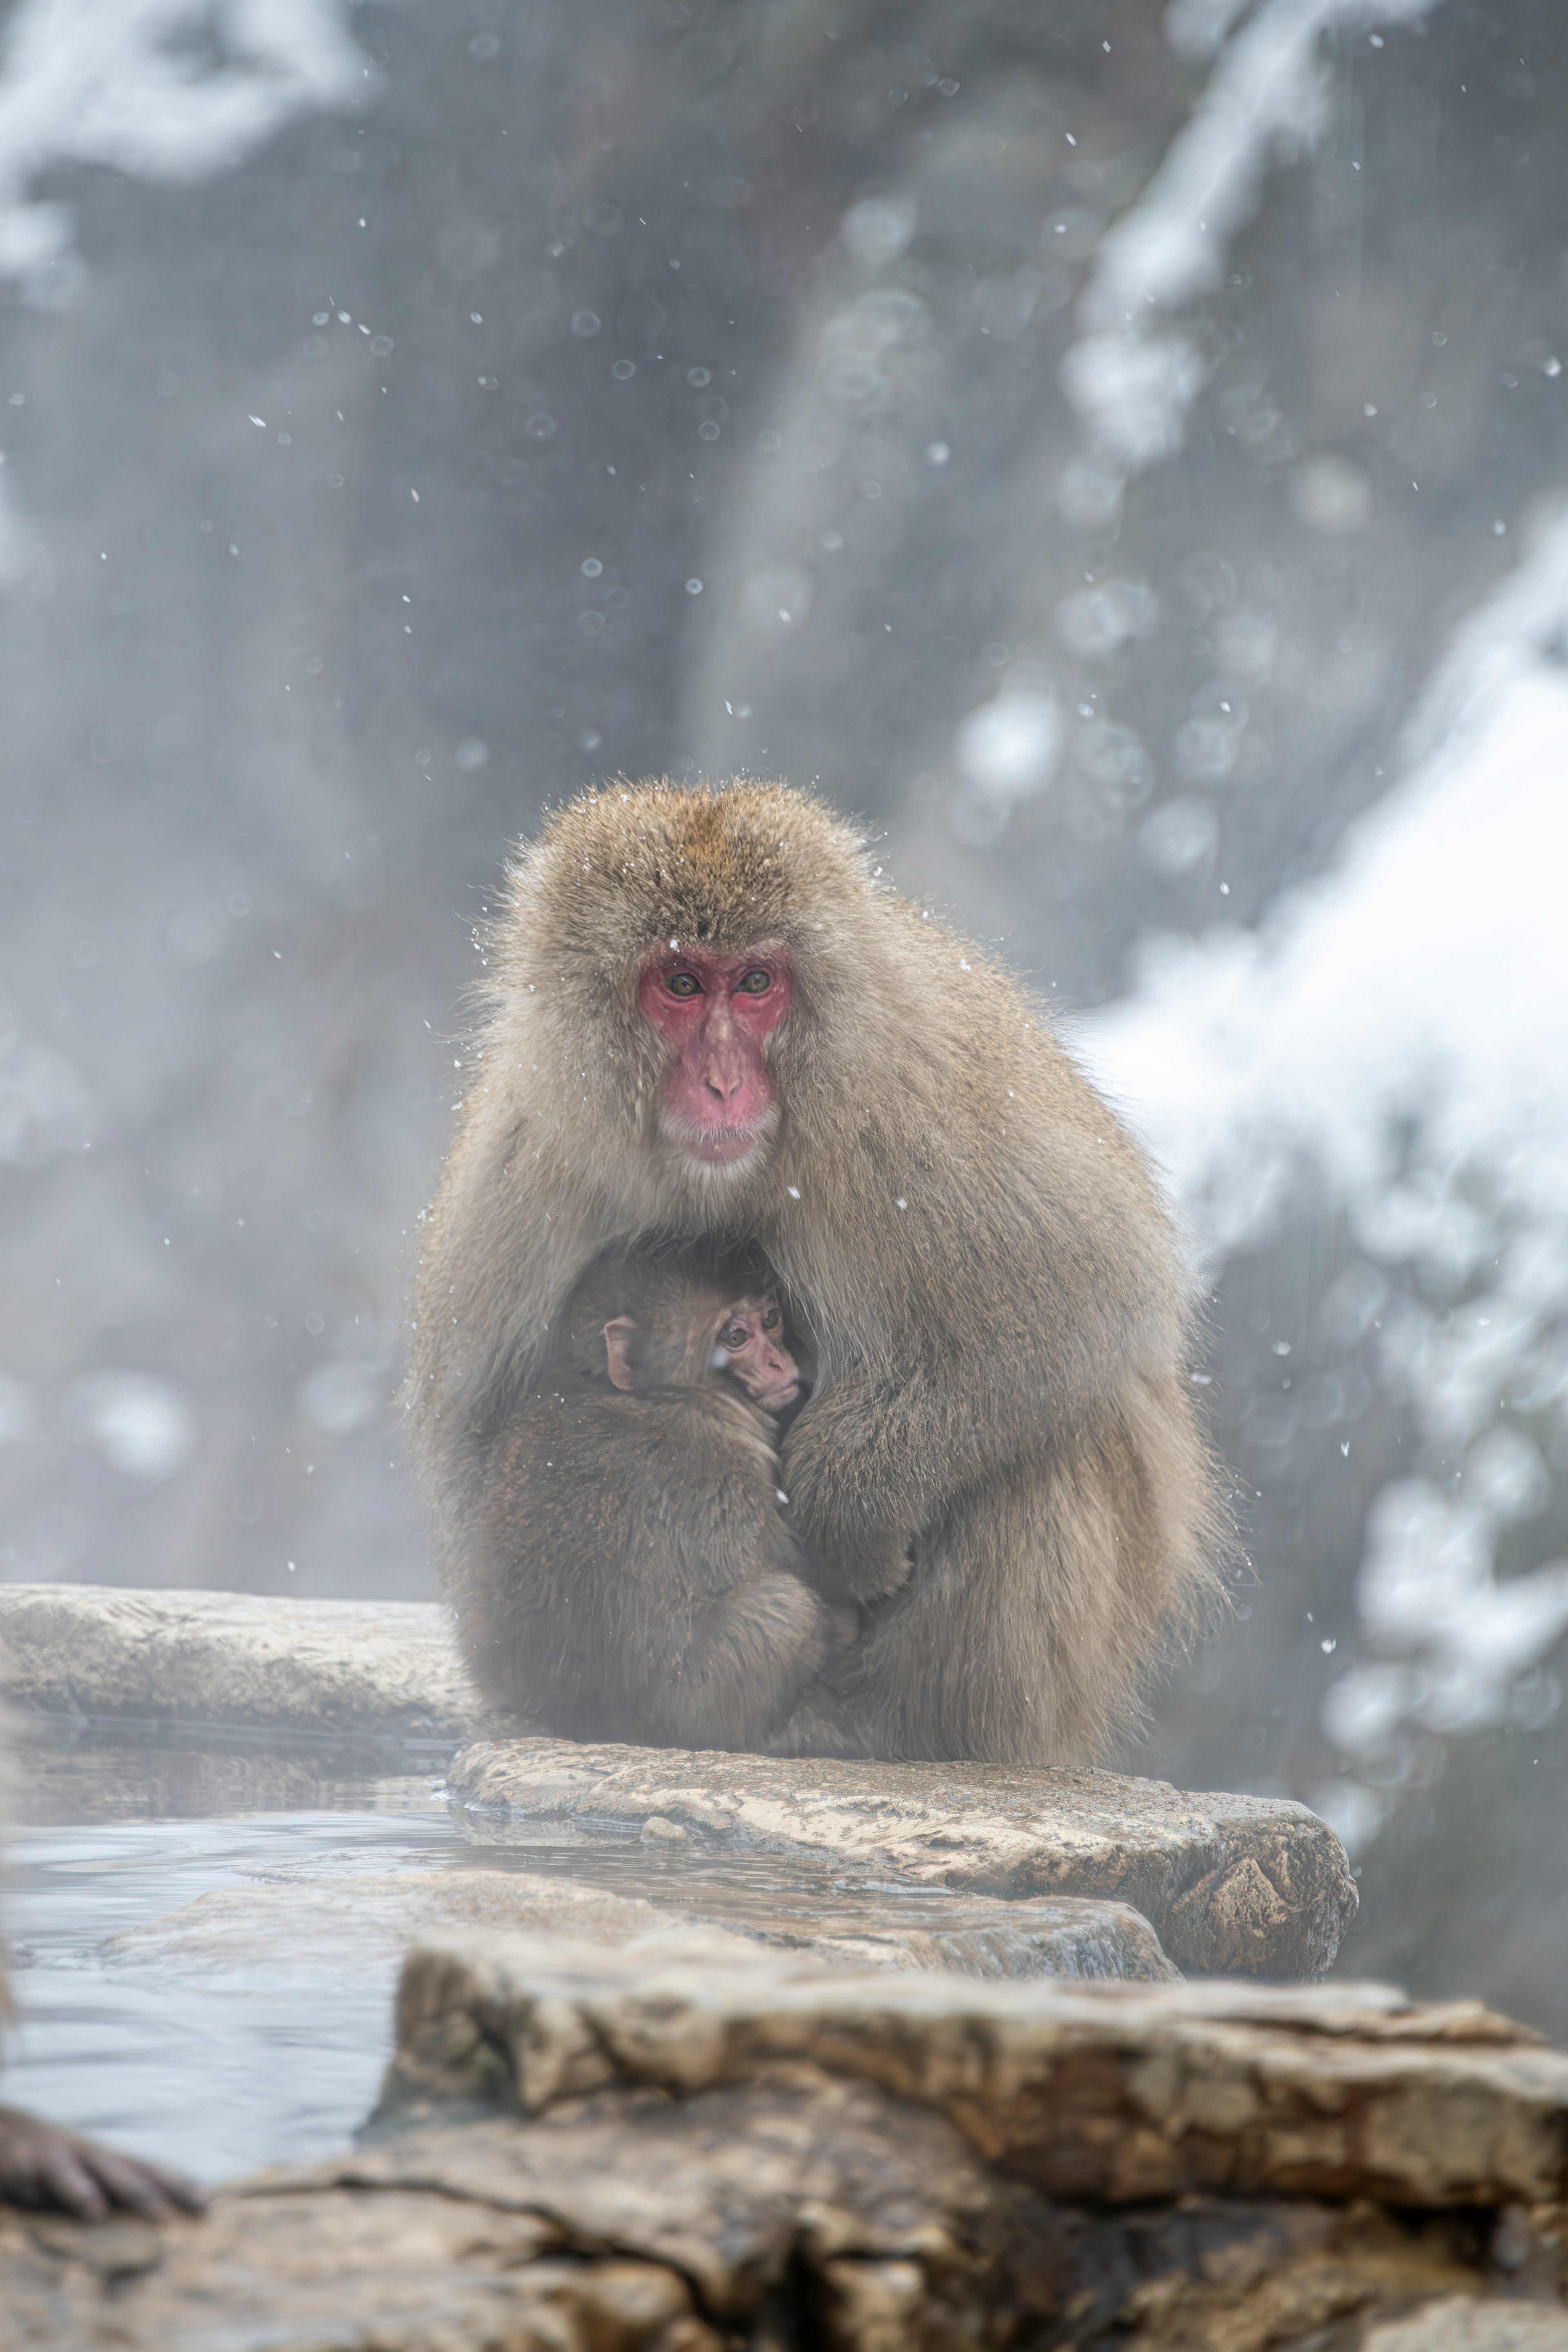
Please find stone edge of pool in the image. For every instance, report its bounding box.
[0,1581,1355,1980]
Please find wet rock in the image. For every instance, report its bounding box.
[105,1864,1179,1984]
[9,1948,1568,2351]
[828,1893,1179,1981]
[0,1585,1347,1980]
[342,2071,1037,2329]
[102,1869,773,1973]
[1089,2205,1556,2352]
[384,1936,1568,2208]
[1365,2305,1568,2352]
[0,2075,1049,2349]
[450,1736,1356,1976]
[0,2187,717,2350]
[0,1585,473,1744]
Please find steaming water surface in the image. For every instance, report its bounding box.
[1,1743,1000,2184]
[4,1735,1173,2185]
[4,1795,457,2183]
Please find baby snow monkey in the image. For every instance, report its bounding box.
[451,1245,841,1751]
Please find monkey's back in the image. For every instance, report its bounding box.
[458,1381,823,1747]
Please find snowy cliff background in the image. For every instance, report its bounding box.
[0,0,1565,2023]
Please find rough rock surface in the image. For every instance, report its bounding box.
[385,1937,1568,2209]
[2,1584,1352,1979]
[800,1891,1179,1982]
[0,2188,716,2352]
[103,1869,772,1974]
[451,1736,1357,1976]
[0,1585,473,1742]
[106,1865,1180,1982]
[1365,2308,1568,2352]
[7,1942,1568,2352]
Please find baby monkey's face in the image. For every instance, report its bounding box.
[710,1293,800,1413]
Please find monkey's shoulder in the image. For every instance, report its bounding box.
[614,1382,779,1458]
[516,1376,776,1457]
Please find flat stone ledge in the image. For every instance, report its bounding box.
[0,1584,474,1743]
[106,1869,797,1975]
[1366,2307,1568,2352]
[388,1933,1568,2210]
[9,1940,1568,2350]
[11,2125,1568,2352]
[0,2184,716,2352]
[105,1864,1179,1984]
[0,1586,1354,1980]
[450,1737,1357,1978]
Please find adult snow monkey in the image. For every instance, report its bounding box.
[408,780,1223,1763]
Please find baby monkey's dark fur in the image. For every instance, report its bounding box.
[454,1243,832,1748]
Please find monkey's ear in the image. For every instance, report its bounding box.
[603,1317,641,1391]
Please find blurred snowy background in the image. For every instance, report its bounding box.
[0,0,1565,2023]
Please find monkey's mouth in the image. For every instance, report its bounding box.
[662,1102,777,1169]
[753,1376,800,1412]
[689,1125,763,1165]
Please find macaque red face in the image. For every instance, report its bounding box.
[710,1292,800,1413]
[637,944,793,1167]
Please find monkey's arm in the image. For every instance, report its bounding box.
[778,1376,925,1601]
[619,1394,833,1748]
[780,1333,1151,1602]
[0,2105,204,2220]
[777,1094,1198,1604]
[641,1565,828,1752]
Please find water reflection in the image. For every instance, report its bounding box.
[4,1796,453,2183]
[2,1739,1169,2185]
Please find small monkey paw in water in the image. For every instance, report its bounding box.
[0,2106,205,2222]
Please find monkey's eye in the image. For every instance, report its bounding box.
[664,971,703,998]
[719,1324,747,1350]
[736,969,772,994]
[761,1306,781,1331]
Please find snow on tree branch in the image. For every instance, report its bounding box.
[0,0,372,288]
[1060,0,1440,488]
[1084,503,1568,1848]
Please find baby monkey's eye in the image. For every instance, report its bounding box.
[761,1305,781,1331]
[719,1325,747,1350]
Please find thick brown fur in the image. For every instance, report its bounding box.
[409,779,1224,1764]
[457,1244,832,1748]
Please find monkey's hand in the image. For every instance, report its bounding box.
[0,2105,205,2221]
[822,1601,863,1653]
[767,1681,871,1758]
[794,1519,912,1605]
[780,1405,918,1604]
